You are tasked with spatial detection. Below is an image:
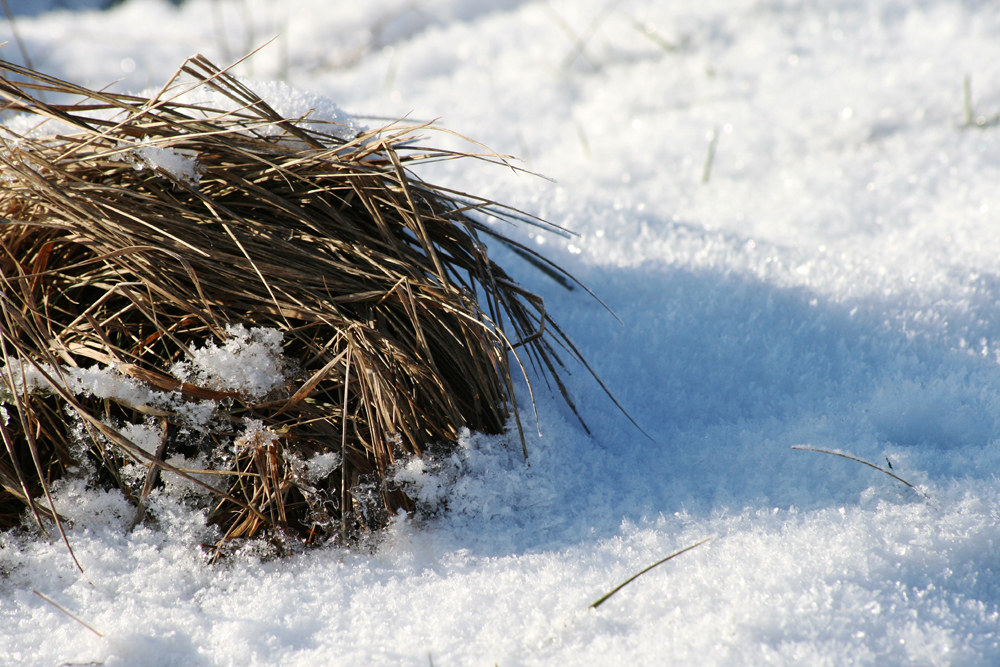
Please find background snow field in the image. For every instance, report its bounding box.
[3,0,1000,664]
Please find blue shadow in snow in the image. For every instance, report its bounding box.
[428,224,1000,557]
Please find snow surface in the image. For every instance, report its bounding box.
[3,0,1000,665]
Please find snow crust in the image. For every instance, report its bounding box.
[2,0,1000,665]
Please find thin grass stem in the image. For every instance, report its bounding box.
[32,590,103,638]
[590,536,714,609]
[791,445,931,500]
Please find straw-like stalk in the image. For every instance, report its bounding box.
[0,55,600,554]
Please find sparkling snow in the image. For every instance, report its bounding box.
[171,324,287,400]
[2,0,1000,665]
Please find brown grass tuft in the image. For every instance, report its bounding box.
[0,55,602,557]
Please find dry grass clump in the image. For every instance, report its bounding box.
[0,55,599,557]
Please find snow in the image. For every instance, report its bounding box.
[171,324,287,400]
[3,0,1000,665]
[127,140,203,185]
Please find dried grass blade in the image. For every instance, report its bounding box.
[340,343,352,540]
[791,445,931,500]
[32,590,103,638]
[0,309,82,570]
[590,536,714,609]
[0,416,49,533]
[273,346,348,417]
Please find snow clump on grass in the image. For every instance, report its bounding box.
[170,324,288,401]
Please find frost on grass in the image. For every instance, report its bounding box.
[3,360,145,404]
[118,421,163,455]
[0,328,289,429]
[170,324,288,401]
[1,360,218,432]
[0,326,292,525]
[110,139,203,185]
[303,452,342,484]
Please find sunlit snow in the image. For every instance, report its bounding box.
[2,1,1000,665]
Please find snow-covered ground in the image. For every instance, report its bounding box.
[3,0,1000,664]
